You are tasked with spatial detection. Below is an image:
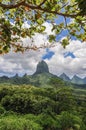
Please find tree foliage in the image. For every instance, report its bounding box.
[76,0,86,15]
[0,0,86,53]
[0,84,86,130]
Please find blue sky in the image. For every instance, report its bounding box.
[42,17,76,60]
[0,37,86,78]
[0,18,86,78]
[42,48,54,60]
[63,52,75,58]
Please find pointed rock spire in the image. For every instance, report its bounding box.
[34,60,49,75]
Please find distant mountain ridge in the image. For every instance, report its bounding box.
[0,60,57,87]
[59,73,70,82]
[0,60,86,85]
[60,73,86,85]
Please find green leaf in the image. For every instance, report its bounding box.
[49,35,56,42]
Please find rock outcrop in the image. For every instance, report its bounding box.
[34,60,49,75]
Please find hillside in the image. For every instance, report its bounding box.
[0,61,86,130]
[0,61,64,87]
[0,60,86,89]
[0,83,86,130]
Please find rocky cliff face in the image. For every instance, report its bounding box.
[33,60,49,75]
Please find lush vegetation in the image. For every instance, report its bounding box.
[0,81,86,130]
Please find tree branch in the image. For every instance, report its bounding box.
[0,1,82,18]
[64,16,71,39]
[60,2,69,11]
[0,1,25,9]
[38,0,47,7]
[24,3,79,18]
[10,42,55,52]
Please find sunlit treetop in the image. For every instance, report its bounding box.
[0,0,86,54]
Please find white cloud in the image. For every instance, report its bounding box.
[0,49,46,76]
[0,22,86,78]
[21,22,55,47]
[0,57,17,74]
[45,40,86,78]
[43,22,55,35]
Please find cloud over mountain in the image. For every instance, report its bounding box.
[0,22,86,78]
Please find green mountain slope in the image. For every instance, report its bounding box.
[0,61,86,89]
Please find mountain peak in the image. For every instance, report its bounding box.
[60,73,67,77]
[13,73,19,78]
[71,75,84,84]
[33,60,49,75]
[60,73,70,81]
[72,75,81,79]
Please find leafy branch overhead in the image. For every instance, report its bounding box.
[0,0,86,53]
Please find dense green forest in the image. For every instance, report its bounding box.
[0,78,86,130]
